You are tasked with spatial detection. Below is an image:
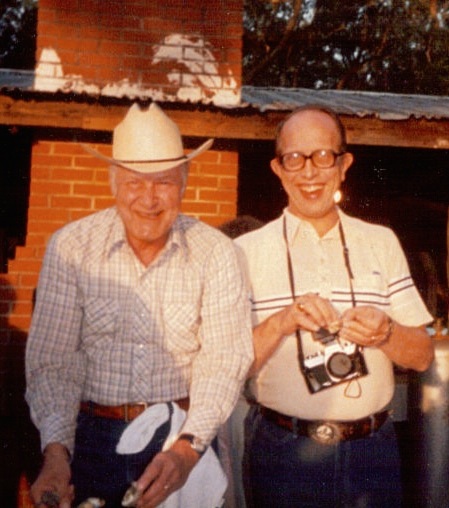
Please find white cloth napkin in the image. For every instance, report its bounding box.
[116,402,227,508]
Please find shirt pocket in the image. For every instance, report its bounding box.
[81,297,120,345]
[162,302,200,353]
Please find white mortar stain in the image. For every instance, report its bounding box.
[33,34,240,106]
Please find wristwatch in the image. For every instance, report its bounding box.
[177,433,207,456]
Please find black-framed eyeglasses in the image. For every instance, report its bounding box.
[278,149,345,172]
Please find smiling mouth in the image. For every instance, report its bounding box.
[300,184,324,197]
[137,210,163,219]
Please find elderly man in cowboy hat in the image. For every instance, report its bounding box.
[26,103,253,508]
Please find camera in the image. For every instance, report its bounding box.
[302,327,368,394]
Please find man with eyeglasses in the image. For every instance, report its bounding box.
[234,105,434,507]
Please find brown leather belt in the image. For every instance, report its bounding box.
[259,405,389,445]
[80,398,189,422]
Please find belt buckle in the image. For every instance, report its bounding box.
[309,421,342,445]
[124,402,148,421]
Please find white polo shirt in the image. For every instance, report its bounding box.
[235,209,432,421]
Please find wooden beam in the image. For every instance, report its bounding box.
[0,94,448,149]
[343,116,449,150]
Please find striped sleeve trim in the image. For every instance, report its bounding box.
[251,275,417,312]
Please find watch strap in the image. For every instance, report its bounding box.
[177,433,207,456]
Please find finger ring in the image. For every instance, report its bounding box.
[328,319,342,334]
[297,302,306,312]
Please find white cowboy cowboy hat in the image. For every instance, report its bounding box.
[82,102,213,173]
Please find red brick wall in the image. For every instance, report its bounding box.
[36,0,243,102]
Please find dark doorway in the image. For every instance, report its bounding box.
[238,142,449,317]
[238,139,285,222]
[0,126,32,273]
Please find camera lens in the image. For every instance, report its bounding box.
[327,352,354,378]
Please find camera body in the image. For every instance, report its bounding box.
[303,327,368,394]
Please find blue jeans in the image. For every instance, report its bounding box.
[243,405,402,508]
[71,411,170,507]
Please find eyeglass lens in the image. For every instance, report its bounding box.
[280,149,342,171]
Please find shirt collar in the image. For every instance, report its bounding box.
[168,215,189,261]
[105,208,127,257]
[105,209,188,262]
[283,207,341,246]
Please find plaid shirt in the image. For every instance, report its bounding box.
[26,208,253,454]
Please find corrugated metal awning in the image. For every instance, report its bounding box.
[241,86,449,121]
[1,68,449,123]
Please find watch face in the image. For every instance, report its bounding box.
[179,433,207,454]
[191,436,207,453]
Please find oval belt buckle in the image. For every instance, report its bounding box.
[309,422,341,445]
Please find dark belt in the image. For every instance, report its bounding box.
[80,398,190,422]
[259,405,389,445]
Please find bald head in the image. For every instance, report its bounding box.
[275,106,347,156]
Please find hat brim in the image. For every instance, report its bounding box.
[81,138,214,173]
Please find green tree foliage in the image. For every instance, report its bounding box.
[0,0,37,70]
[243,0,449,95]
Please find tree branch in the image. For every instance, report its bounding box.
[246,0,303,83]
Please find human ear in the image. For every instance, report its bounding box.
[270,157,283,179]
[339,152,354,182]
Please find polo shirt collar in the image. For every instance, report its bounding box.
[283,208,343,246]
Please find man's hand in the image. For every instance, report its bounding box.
[340,305,433,371]
[133,438,200,508]
[30,443,73,508]
[340,306,392,348]
[293,293,341,335]
[250,293,341,375]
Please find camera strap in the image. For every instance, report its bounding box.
[282,215,358,389]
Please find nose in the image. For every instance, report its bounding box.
[141,181,157,205]
[300,158,318,179]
